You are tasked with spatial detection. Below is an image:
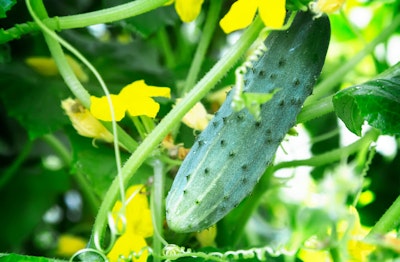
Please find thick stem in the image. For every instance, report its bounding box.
[366,194,400,238]
[1,0,169,44]
[90,17,265,249]
[46,0,169,30]
[181,0,223,94]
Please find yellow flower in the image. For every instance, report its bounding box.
[56,234,87,257]
[309,0,346,17]
[61,98,114,142]
[90,80,170,121]
[108,185,153,262]
[195,225,217,247]
[166,0,204,22]
[176,99,210,131]
[220,0,286,34]
[25,55,88,82]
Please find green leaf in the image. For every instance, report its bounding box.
[122,6,178,38]
[67,129,153,198]
[0,61,70,139]
[0,165,69,250]
[0,0,16,18]
[333,63,400,136]
[0,253,67,262]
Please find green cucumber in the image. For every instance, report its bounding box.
[166,11,331,233]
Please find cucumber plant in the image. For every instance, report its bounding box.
[166,11,331,233]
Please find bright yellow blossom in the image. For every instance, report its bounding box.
[56,234,87,257]
[90,80,170,121]
[220,0,286,34]
[25,55,88,82]
[61,98,114,142]
[166,0,204,22]
[107,185,153,262]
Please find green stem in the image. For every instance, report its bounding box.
[140,116,156,135]
[90,16,265,249]
[151,159,168,262]
[366,194,400,238]
[297,96,334,123]
[306,13,400,105]
[329,223,343,262]
[27,0,91,105]
[0,21,38,44]
[41,134,100,213]
[156,28,176,69]
[1,0,169,44]
[42,134,71,164]
[47,0,169,30]
[132,116,147,140]
[273,128,380,171]
[0,140,33,189]
[181,0,222,94]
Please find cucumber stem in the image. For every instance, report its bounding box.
[273,128,380,171]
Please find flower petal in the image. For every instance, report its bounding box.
[56,234,87,257]
[124,186,153,237]
[175,0,204,22]
[120,80,170,99]
[61,98,113,142]
[26,56,88,82]
[219,0,258,34]
[177,99,209,131]
[124,96,161,118]
[90,95,126,121]
[107,233,148,262]
[258,0,286,29]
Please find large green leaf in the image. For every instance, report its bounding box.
[67,129,153,199]
[0,0,16,18]
[0,165,69,250]
[0,253,67,262]
[333,63,400,136]
[0,62,70,139]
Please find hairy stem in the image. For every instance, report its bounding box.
[181,0,223,94]
[1,0,168,43]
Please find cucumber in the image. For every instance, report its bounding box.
[166,11,331,233]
